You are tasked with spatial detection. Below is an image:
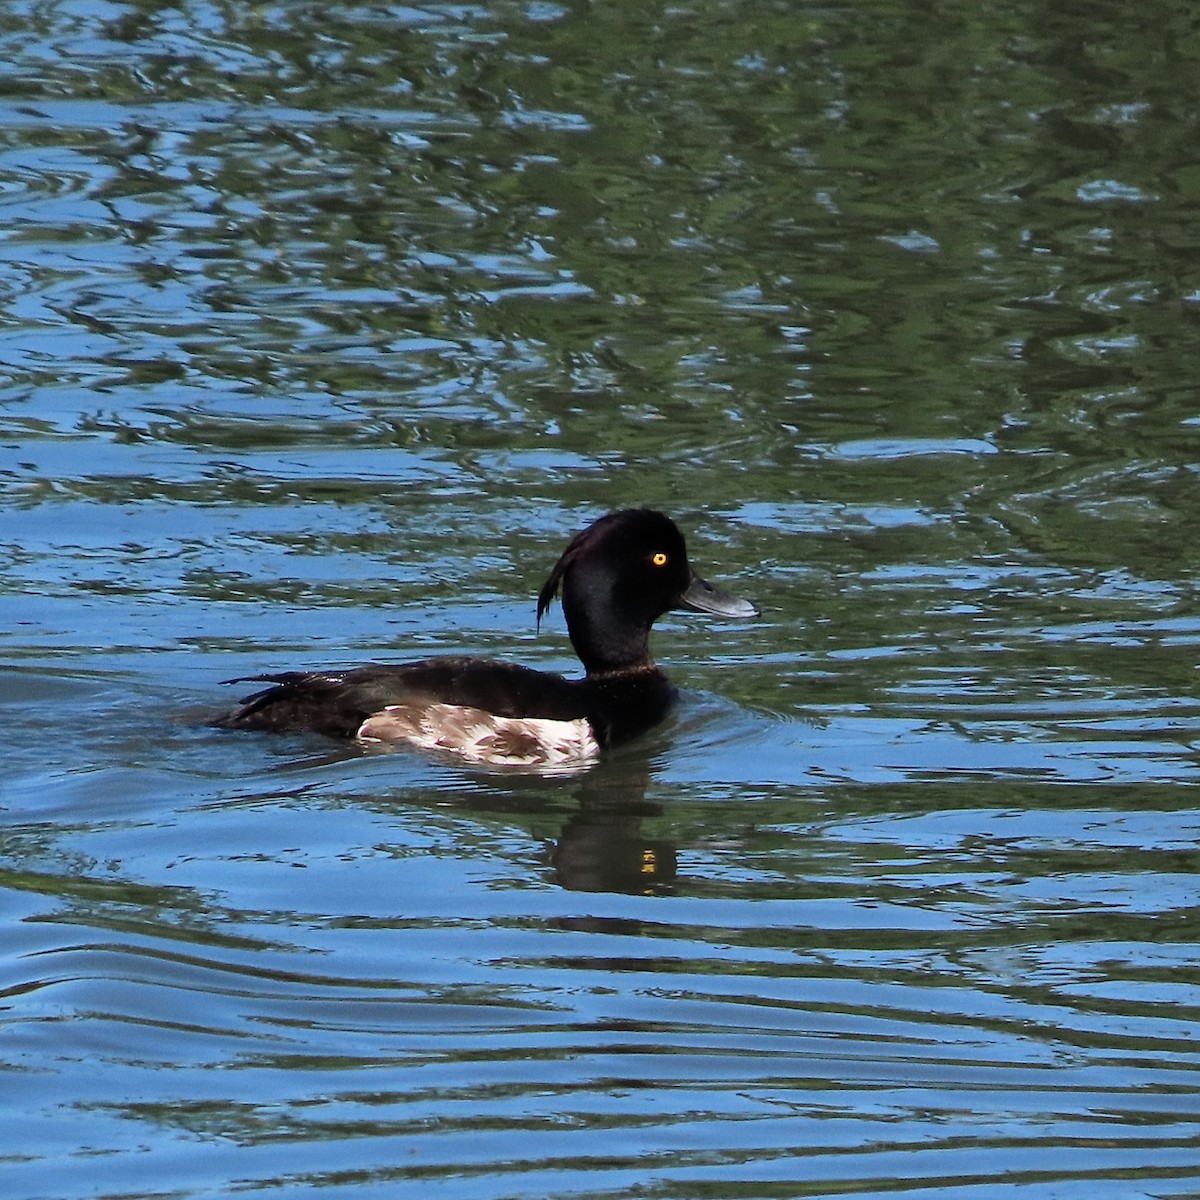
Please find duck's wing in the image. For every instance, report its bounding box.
[215,657,588,738]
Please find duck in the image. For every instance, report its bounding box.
[215,508,759,767]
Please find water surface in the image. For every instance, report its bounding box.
[2,2,1200,1197]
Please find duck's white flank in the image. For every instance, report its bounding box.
[356,702,601,767]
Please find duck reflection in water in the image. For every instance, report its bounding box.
[547,761,680,895]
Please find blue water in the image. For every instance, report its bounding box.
[3,2,1200,1198]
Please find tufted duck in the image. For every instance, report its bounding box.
[215,508,758,767]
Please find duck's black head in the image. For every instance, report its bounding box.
[536,508,758,676]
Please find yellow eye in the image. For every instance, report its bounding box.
[651,552,668,567]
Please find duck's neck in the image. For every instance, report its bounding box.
[563,593,655,676]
